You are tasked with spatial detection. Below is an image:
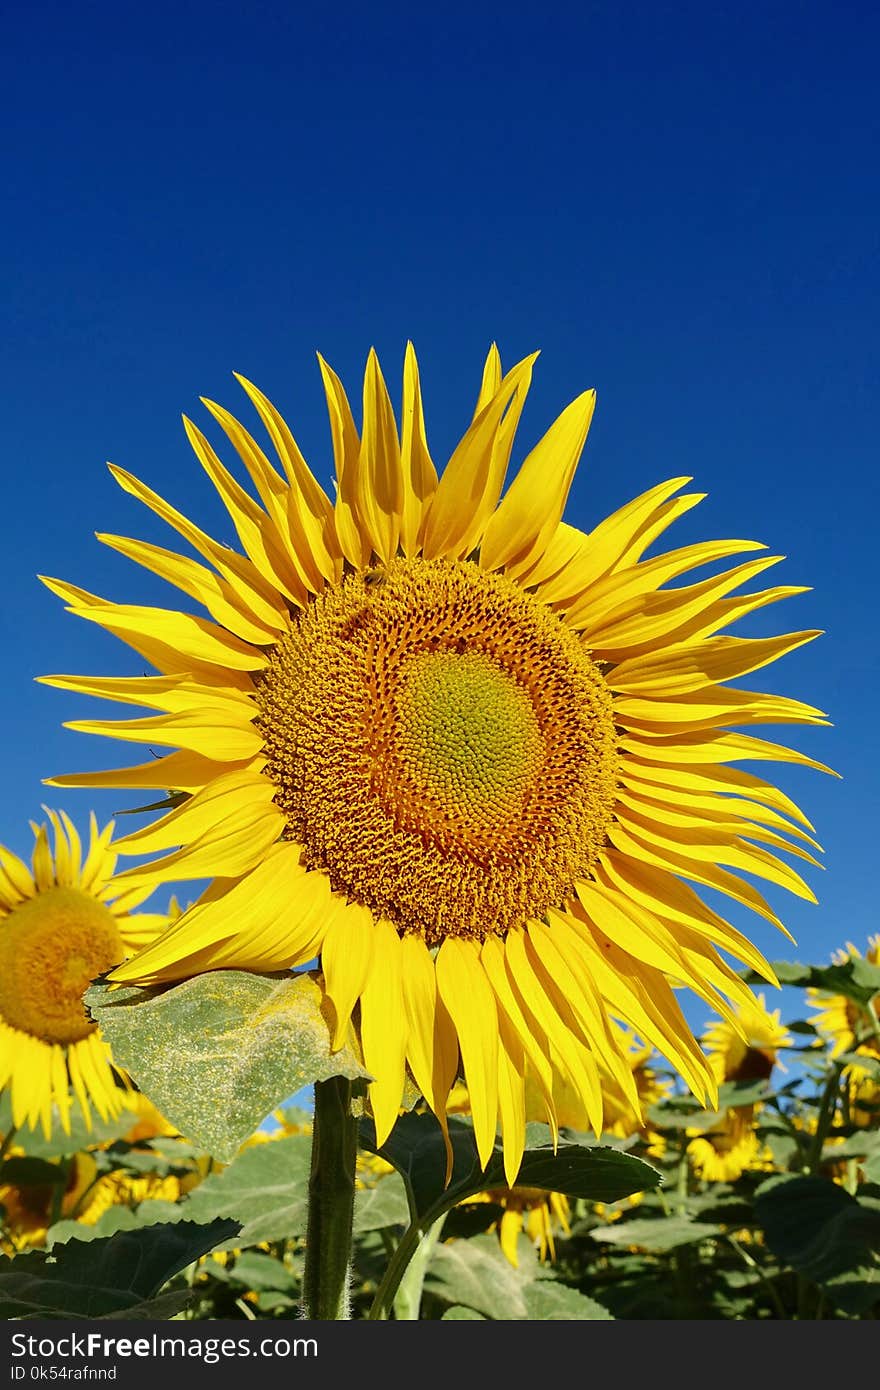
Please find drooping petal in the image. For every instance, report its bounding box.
[359,918,408,1145]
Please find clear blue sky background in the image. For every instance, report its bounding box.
[1,1,877,1041]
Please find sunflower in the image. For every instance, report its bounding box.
[686,1112,772,1184]
[459,1186,571,1267]
[685,994,785,1183]
[0,1150,100,1251]
[41,345,831,1183]
[702,992,791,1086]
[807,936,880,1059]
[0,813,169,1137]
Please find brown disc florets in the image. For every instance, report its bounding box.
[254,556,618,943]
[0,889,124,1044]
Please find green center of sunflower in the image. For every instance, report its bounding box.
[0,888,124,1044]
[254,555,619,944]
[396,649,545,827]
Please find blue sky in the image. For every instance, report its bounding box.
[1,1,877,1039]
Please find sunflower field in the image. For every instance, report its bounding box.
[1,945,878,1321]
[0,347,875,1321]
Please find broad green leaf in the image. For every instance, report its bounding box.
[590,1216,724,1252]
[0,1220,238,1319]
[714,1079,774,1110]
[425,1233,612,1320]
[819,1129,880,1162]
[522,1281,612,1320]
[86,971,368,1161]
[361,1113,661,1230]
[743,959,880,1009]
[646,1096,709,1131]
[182,1134,313,1246]
[442,1305,486,1320]
[353,1171,410,1232]
[755,1174,880,1315]
[47,1202,185,1247]
[215,1250,300,1294]
[424,1234,535,1319]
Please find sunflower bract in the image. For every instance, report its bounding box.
[40,343,833,1183]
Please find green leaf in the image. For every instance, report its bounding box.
[755,1174,880,1315]
[424,1234,535,1319]
[181,1134,313,1246]
[522,1281,613,1320]
[425,1234,612,1320]
[646,1095,708,1131]
[361,1112,661,1230]
[714,1079,774,1110]
[353,1172,410,1233]
[0,1220,239,1319]
[47,1202,185,1247]
[743,959,880,1008]
[85,971,368,1162]
[441,1305,486,1320]
[217,1250,300,1294]
[589,1216,724,1252]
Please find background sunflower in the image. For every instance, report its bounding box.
[0,812,169,1136]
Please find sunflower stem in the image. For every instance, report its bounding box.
[392,1213,447,1320]
[301,1076,359,1321]
[367,1222,423,1320]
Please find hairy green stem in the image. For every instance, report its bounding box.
[301,1076,359,1320]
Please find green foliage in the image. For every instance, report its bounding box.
[3,943,878,1320]
[85,971,368,1161]
[424,1233,612,1319]
[755,1175,880,1314]
[0,1221,238,1318]
[361,1111,661,1230]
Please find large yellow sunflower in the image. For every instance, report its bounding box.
[807,936,880,1059]
[40,345,831,1183]
[0,813,168,1136]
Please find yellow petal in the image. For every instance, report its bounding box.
[64,709,263,763]
[504,928,603,1137]
[322,902,375,1050]
[107,464,289,629]
[421,355,538,561]
[359,919,408,1145]
[108,844,328,983]
[399,342,439,556]
[97,533,285,645]
[496,1016,527,1187]
[480,389,596,575]
[232,373,341,584]
[317,353,369,570]
[609,630,822,695]
[541,477,692,602]
[436,938,499,1169]
[356,349,404,565]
